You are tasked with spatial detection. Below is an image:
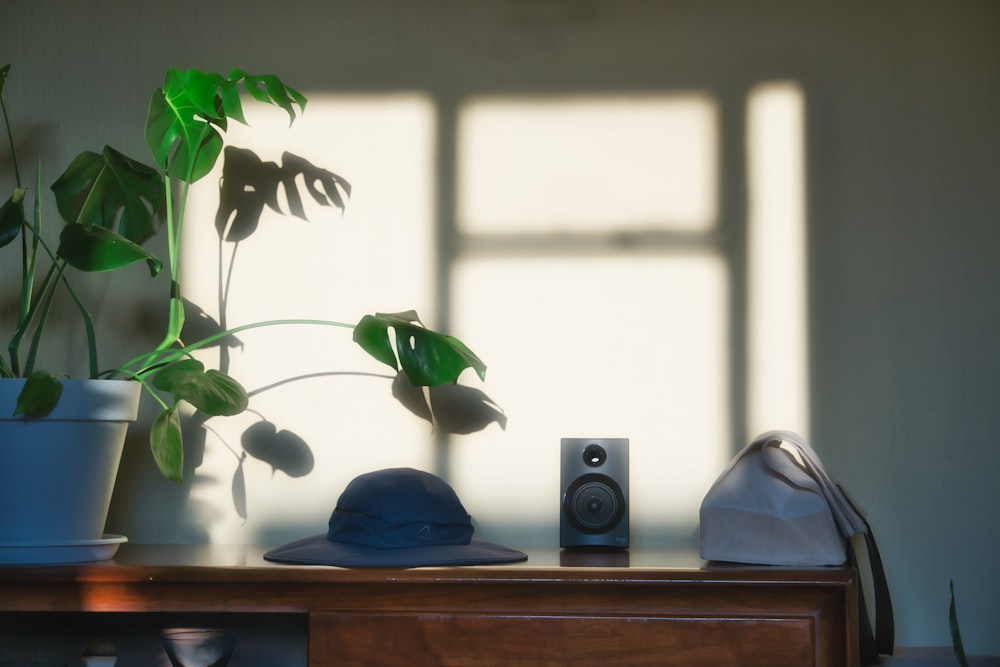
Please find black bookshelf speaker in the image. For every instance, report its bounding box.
[560,437,629,549]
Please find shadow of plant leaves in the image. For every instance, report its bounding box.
[241,420,315,478]
[215,146,351,242]
[180,298,243,351]
[391,374,434,423]
[391,375,507,434]
[428,382,507,434]
[232,452,248,522]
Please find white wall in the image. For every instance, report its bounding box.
[3,0,999,654]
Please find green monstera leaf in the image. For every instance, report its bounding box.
[0,187,26,249]
[353,310,487,387]
[57,223,162,275]
[150,359,249,484]
[152,358,249,417]
[150,406,183,484]
[145,68,306,184]
[13,370,63,417]
[51,146,165,243]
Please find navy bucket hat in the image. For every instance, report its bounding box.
[264,468,527,568]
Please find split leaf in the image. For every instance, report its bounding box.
[51,146,164,243]
[145,68,306,184]
[353,310,487,387]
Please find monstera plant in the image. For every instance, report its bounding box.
[0,64,487,484]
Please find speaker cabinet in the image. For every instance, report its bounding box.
[560,438,629,549]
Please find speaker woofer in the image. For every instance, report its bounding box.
[564,473,626,534]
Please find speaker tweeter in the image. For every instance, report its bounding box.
[560,437,629,549]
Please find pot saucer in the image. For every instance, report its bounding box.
[0,534,127,565]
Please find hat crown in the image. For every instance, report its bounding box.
[264,467,528,567]
[328,468,473,549]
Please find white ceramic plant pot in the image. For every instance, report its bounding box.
[0,378,141,551]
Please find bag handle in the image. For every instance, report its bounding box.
[842,484,895,664]
[751,431,894,664]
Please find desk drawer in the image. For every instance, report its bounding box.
[310,611,818,666]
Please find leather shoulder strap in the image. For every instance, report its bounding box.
[842,484,895,664]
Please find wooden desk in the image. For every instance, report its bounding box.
[0,545,858,666]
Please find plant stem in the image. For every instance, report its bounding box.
[0,68,21,189]
[23,261,66,375]
[1,66,32,374]
[113,367,171,411]
[23,164,40,321]
[136,174,186,373]
[114,318,357,379]
[7,257,59,376]
[171,179,189,278]
[7,191,100,377]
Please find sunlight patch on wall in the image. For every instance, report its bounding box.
[746,82,809,439]
[447,92,728,547]
[457,94,718,233]
[178,93,439,544]
[449,254,730,546]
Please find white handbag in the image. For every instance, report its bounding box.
[699,430,894,664]
[699,429,865,566]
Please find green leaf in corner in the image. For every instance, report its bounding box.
[57,223,163,275]
[950,579,969,667]
[13,371,63,417]
[353,310,487,387]
[152,358,249,416]
[151,406,183,484]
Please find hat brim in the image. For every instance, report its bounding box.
[264,534,528,568]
